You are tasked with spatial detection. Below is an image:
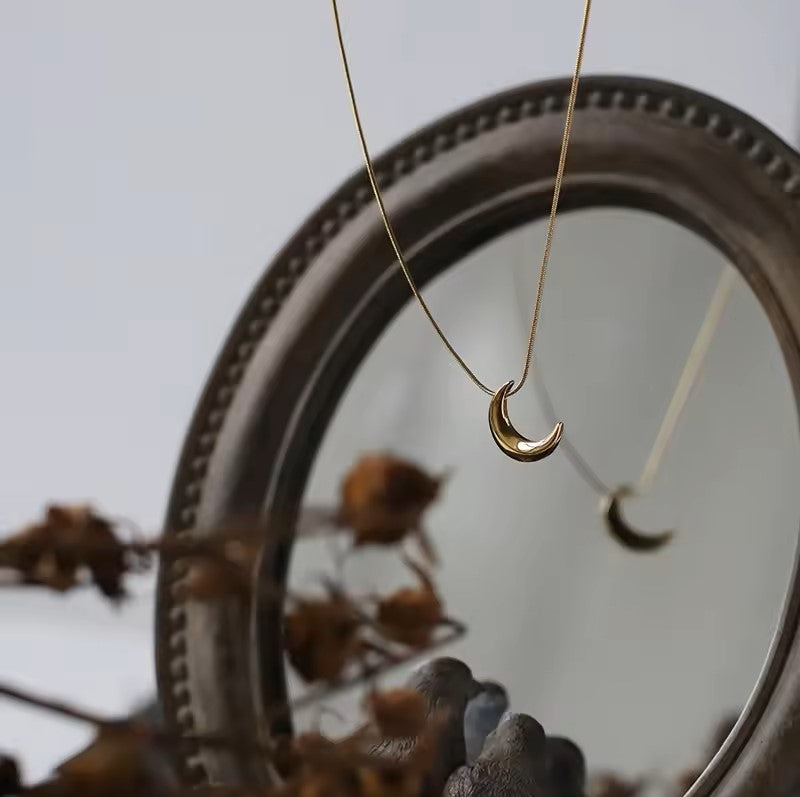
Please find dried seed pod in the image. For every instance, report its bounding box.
[365,689,428,740]
[338,454,444,561]
[277,734,375,797]
[0,504,135,600]
[284,594,364,683]
[46,505,131,601]
[375,558,444,648]
[51,724,177,797]
[294,768,363,797]
[0,521,77,593]
[30,548,80,594]
[358,761,423,797]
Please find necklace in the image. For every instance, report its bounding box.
[532,266,736,550]
[330,0,594,462]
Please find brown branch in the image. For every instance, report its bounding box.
[0,673,455,775]
[0,682,108,726]
[0,680,277,759]
[281,621,466,718]
[0,514,344,574]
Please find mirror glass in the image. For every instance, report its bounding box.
[288,208,800,789]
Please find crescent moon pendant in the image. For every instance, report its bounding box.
[600,485,674,552]
[488,381,564,462]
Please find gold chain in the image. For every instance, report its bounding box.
[533,266,736,497]
[331,0,593,398]
[635,265,736,495]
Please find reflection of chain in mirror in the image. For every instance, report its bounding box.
[531,264,737,553]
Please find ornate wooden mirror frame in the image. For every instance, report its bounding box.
[155,75,800,796]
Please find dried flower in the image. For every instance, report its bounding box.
[48,725,176,797]
[0,505,137,601]
[284,593,364,683]
[0,452,473,797]
[294,768,363,797]
[338,454,443,563]
[357,761,422,797]
[365,689,428,740]
[375,558,444,649]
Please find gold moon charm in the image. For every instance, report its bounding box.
[489,381,564,462]
[600,485,674,552]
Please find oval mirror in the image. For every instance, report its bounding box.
[156,76,800,797]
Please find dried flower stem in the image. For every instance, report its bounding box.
[0,680,280,758]
[0,682,107,726]
[283,621,466,717]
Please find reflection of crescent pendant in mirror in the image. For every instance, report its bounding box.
[488,381,563,462]
[599,485,674,552]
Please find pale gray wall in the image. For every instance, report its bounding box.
[0,0,799,782]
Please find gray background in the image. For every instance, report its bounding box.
[1,0,799,784]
